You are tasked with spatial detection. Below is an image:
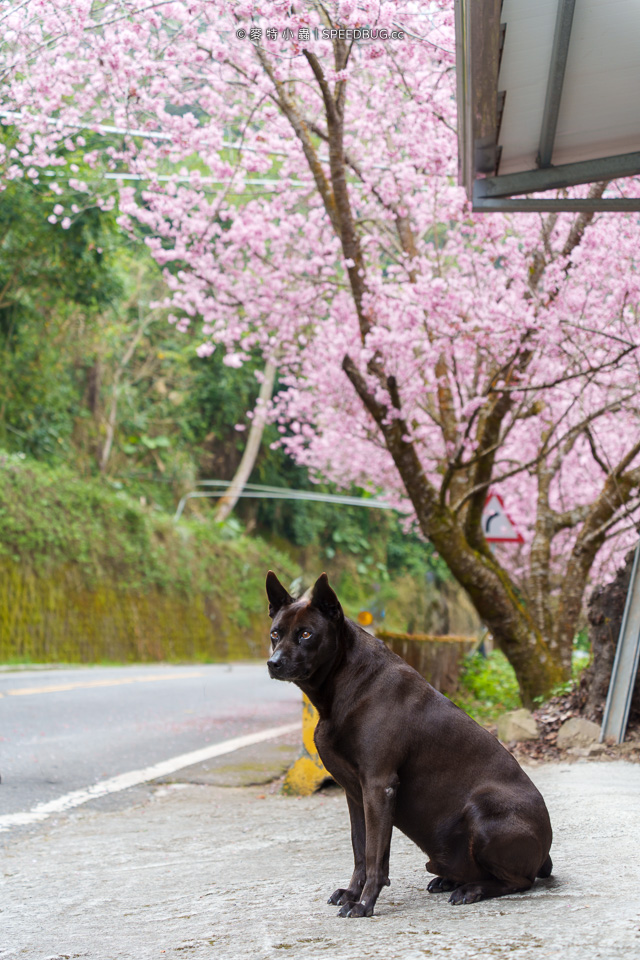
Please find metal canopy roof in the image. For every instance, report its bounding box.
[455,0,640,212]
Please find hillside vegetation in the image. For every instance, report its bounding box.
[0,452,296,662]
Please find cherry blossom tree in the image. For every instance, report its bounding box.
[2,0,640,703]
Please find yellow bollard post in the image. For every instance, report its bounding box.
[282,693,332,795]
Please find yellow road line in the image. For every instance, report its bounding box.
[1,672,204,698]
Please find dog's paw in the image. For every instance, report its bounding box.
[328,887,361,906]
[427,876,459,894]
[448,883,484,905]
[338,900,373,918]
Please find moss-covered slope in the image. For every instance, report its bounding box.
[0,452,296,663]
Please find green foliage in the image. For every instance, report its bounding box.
[0,450,293,594]
[573,627,590,654]
[0,170,122,460]
[385,522,451,583]
[453,650,522,725]
[571,627,591,678]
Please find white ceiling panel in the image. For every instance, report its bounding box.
[497,0,558,175]
[497,0,640,176]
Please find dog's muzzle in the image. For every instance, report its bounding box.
[267,648,286,679]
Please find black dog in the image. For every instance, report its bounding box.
[266,571,553,917]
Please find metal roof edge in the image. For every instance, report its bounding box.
[473,195,640,213]
[477,151,640,199]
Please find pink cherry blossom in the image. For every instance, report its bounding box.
[1,0,638,698]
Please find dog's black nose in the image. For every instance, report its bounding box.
[267,657,283,677]
[268,645,287,679]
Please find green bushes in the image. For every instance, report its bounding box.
[0,452,296,663]
[453,650,522,724]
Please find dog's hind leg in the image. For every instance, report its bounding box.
[448,819,542,905]
[425,859,463,893]
[449,877,531,905]
[537,854,553,878]
[328,795,367,907]
[426,875,461,893]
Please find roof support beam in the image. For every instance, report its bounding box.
[537,0,577,169]
[455,0,502,191]
[473,196,640,213]
[476,151,640,198]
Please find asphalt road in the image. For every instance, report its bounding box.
[0,663,301,818]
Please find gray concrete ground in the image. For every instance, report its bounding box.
[2,752,640,960]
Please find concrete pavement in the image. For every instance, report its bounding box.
[2,752,640,960]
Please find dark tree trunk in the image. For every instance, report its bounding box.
[580,547,640,722]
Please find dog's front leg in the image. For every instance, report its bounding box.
[339,777,398,918]
[328,794,366,907]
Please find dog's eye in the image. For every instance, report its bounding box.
[299,630,311,642]
[270,631,279,642]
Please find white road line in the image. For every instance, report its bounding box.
[0,722,299,832]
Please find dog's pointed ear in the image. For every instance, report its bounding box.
[266,570,294,619]
[310,573,343,622]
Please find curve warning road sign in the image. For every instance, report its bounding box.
[482,493,524,543]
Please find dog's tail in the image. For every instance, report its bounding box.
[537,854,553,878]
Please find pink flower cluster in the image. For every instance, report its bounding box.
[1,0,639,597]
